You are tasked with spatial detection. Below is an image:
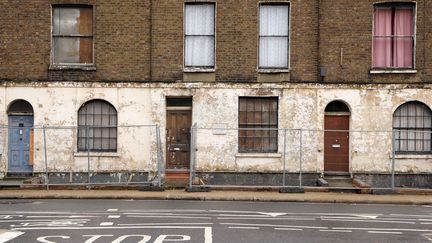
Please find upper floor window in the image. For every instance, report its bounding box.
[372,3,415,69]
[184,3,215,69]
[239,97,278,153]
[78,100,117,152]
[259,4,289,69]
[393,101,431,154]
[52,5,93,66]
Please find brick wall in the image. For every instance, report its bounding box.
[0,0,430,84]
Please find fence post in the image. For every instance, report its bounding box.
[299,129,303,188]
[188,125,195,189]
[282,129,287,187]
[43,126,49,190]
[155,125,163,187]
[391,130,396,189]
[86,126,91,189]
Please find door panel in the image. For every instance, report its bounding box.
[166,110,192,170]
[324,115,349,172]
[8,116,33,174]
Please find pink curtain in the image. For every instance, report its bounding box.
[373,8,413,68]
[394,9,413,68]
[373,9,392,67]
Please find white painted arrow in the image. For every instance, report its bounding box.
[259,212,287,217]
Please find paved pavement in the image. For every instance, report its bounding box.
[0,189,431,205]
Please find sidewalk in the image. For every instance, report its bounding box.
[0,189,431,205]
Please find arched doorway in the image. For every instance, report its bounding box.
[324,101,350,173]
[7,99,34,174]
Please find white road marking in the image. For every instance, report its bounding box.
[259,212,287,217]
[390,214,432,218]
[421,223,432,225]
[27,215,98,218]
[220,223,327,230]
[107,209,118,212]
[118,223,213,226]
[368,231,403,235]
[274,228,303,231]
[108,215,120,219]
[11,225,211,230]
[100,222,114,226]
[217,217,315,221]
[0,219,90,223]
[319,230,352,233]
[0,231,24,243]
[321,218,415,224]
[333,227,432,232]
[127,215,211,219]
[204,227,212,243]
[422,233,432,242]
[229,226,260,230]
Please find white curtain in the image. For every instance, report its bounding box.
[259,5,289,68]
[185,4,215,67]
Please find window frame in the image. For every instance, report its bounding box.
[392,101,432,154]
[51,4,95,68]
[371,2,416,70]
[77,99,117,153]
[183,2,216,72]
[258,2,291,71]
[238,97,279,153]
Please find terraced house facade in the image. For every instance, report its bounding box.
[0,0,431,188]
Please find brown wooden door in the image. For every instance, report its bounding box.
[166,110,192,170]
[324,115,349,172]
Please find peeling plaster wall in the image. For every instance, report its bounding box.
[0,86,156,174]
[1,83,432,175]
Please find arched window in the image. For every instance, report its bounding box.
[393,101,432,153]
[78,100,117,152]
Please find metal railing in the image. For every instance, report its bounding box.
[0,124,164,189]
[188,127,432,190]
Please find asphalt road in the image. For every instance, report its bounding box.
[0,199,431,243]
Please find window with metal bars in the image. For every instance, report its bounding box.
[52,5,93,65]
[238,97,278,153]
[393,101,432,153]
[78,100,117,152]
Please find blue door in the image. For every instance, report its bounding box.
[8,116,33,174]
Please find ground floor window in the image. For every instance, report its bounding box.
[393,101,432,153]
[238,97,278,153]
[78,99,117,152]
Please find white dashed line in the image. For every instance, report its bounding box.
[100,222,114,226]
[107,209,118,212]
[368,231,402,235]
[228,226,260,230]
[274,228,303,231]
[320,230,352,233]
[108,215,121,219]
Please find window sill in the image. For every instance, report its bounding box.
[393,154,432,159]
[258,68,290,73]
[74,152,119,157]
[49,65,96,71]
[236,153,282,158]
[370,69,417,74]
[183,67,215,73]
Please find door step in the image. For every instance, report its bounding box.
[165,172,189,188]
[319,175,362,193]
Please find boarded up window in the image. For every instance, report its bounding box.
[78,100,117,152]
[393,101,432,153]
[239,97,278,153]
[53,5,93,64]
[184,3,215,68]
